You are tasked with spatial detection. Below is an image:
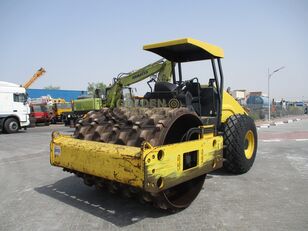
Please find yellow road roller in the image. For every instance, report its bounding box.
[50,38,257,211]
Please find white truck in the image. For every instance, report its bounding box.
[0,81,30,133]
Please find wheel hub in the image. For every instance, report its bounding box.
[244,130,255,159]
[9,122,18,131]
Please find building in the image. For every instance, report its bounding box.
[231,90,247,100]
[27,89,87,102]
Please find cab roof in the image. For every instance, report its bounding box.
[143,38,224,62]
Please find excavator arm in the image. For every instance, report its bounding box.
[106,59,172,107]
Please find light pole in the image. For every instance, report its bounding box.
[268,66,285,122]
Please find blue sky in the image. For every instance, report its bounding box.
[0,0,307,100]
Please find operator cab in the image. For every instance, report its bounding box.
[143,38,224,126]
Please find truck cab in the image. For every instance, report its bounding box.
[0,81,30,133]
[30,104,51,125]
[51,102,72,123]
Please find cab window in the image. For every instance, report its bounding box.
[56,103,71,109]
[13,93,27,103]
[32,105,42,112]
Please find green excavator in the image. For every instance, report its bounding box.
[63,59,172,125]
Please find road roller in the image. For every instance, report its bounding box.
[50,38,257,211]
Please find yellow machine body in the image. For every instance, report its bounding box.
[53,103,72,117]
[50,38,245,191]
[50,128,223,192]
[221,91,247,122]
[143,37,224,61]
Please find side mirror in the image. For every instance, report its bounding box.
[24,93,28,104]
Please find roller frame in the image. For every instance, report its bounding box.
[50,129,223,193]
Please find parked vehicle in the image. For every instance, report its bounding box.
[0,81,30,133]
[62,96,102,126]
[246,95,269,108]
[294,101,305,107]
[51,38,258,211]
[51,102,72,123]
[30,104,51,125]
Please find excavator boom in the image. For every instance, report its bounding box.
[106,59,172,107]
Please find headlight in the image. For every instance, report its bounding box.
[68,114,71,118]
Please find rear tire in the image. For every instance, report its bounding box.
[223,114,257,174]
[4,118,19,134]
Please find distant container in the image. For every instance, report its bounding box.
[27,89,88,102]
[246,95,269,108]
[294,101,304,107]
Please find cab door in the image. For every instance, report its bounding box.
[12,93,29,122]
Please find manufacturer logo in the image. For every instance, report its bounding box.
[168,99,181,108]
[54,145,61,156]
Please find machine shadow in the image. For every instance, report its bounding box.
[207,168,235,176]
[35,176,170,227]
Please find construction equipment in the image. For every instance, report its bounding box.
[63,59,172,126]
[50,38,257,211]
[51,102,72,123]
[62,96,103,126]
[23,68,46,89]
[105,58,172,108]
